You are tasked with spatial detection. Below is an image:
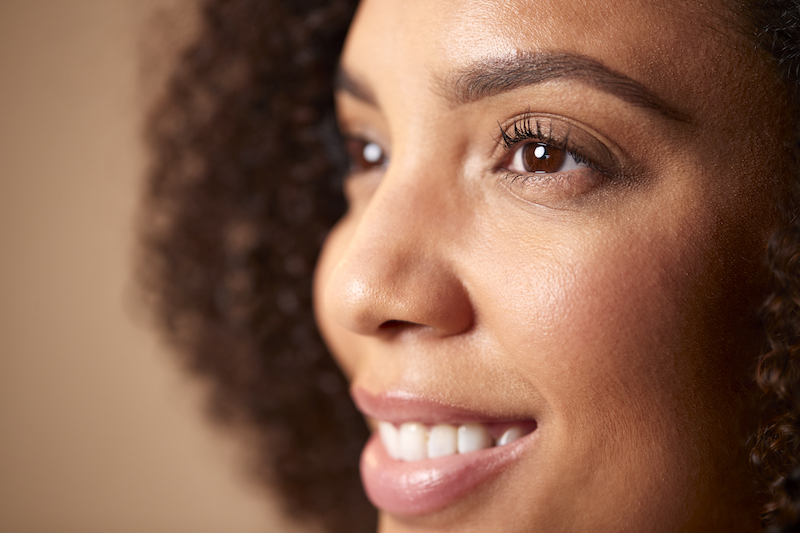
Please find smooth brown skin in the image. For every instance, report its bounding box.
[313,0,794,531]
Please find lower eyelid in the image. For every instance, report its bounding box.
[499,166,610,203]
[343,168,383,204]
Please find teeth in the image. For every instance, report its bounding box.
[399,423,428,461]
[458,423,493,454]
[378,421,529,462]
[497,427,524,446]
[378,422,401,460]
[427,424,458,458]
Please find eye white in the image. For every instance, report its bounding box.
[509,143,586,174]
[363,142,383,164]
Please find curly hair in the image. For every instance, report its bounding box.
[743,1,800,530]
[141,2,369,531]
[140,1,800,532]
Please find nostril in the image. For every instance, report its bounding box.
[378,319,418,330]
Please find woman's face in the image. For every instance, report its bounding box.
[313,0,793,531]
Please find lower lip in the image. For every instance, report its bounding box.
[359,429,535,516]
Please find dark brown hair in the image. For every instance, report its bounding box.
[140,1,800,532]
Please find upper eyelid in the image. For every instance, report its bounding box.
[498,117,559,148]
[337,116,390,151]
[497,121,588,169]
[497,115,568,147]
[494,114,620,174]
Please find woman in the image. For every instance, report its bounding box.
[142,0,800,531]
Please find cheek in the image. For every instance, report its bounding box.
[471,201,763,509]
[478,192,762,399]
[475,221,702,423]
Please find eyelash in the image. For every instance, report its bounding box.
[497,115,599,180]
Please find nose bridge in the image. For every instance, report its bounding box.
[323,160,473,337]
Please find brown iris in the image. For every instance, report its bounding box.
[346,139,385,172]
[522,143,566,173]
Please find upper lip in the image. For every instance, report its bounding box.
[351,386,537,425]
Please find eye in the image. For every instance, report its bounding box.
[507,142,587,175]
[345,138,387,173]
[493,114,623,207]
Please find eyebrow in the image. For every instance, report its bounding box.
[336,51,689,123]
[335,67,379,107]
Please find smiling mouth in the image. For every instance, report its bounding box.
[378,420,537,462]
[353,388,540,516]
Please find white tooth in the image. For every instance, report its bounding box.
[497,427,525,446]
[427,424,458,458]
[399,423,428,461]
[458,423,493,454]
[378,422,401,460]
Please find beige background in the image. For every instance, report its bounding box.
[0,1,301,531]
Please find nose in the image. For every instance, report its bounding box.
[320,167,474,338]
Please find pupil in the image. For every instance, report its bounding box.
[523,143,565,173]
[363,142,383,164]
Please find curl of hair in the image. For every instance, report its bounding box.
[140,1,373,532]
[744,1,800,530]
[756,218,800,530]
[140,0,800,532]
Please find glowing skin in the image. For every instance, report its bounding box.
[313,0,795,531]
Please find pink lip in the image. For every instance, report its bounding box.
[352,387,530,424]
[353,387,538,516]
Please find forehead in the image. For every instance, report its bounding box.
[342,0,751,119]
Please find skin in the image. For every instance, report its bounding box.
[313,0,796,531]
